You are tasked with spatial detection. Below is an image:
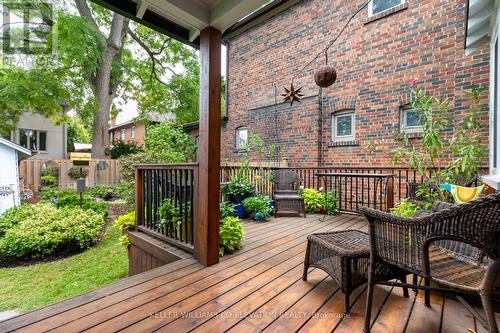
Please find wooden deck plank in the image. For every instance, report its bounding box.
[440,295,477,333]
[52,216,357,333]
[21,216,355,332]
[370,281,415,333]
[298,285,365,333]
[0,213,497,333]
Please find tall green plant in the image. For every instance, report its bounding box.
[392,84,487,204]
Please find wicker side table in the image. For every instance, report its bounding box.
[303,230,409,313]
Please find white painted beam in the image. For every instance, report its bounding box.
[210,0,269,32]
[136,0,148,19]
[147,0,210,31]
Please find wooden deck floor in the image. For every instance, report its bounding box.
[1,214,498,333]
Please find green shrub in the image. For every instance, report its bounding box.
[111,140,143,159]
[0,203,105,258]
[221,179,255,198]
[158,198,185,229]
[118,152,160,182]
[300,188,323,213]
[86,185,111,198]
[0,204,35,237]
[41,175,57,187]
[220,201,235,219]
[114,211,136,247]
[324,191,337,215]
[242,195,272,220]
[390,199,419,218]
[50,189,107,216]
[219,216,244,256]
[113,180,135,204]
[67,167,88,180]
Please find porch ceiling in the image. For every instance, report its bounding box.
[91,0,289,48]
[465,0,495,55]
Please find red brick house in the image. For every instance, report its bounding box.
[109,113,174,148]
[218,0,490,167]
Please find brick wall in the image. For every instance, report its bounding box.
[110,123,146,147]
[222,0,490,167]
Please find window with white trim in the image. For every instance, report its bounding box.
[400,106,423,133]
[235,127,248,150]
[332,111,355,142]
[369,0,405,16]
[120,129,125,140]
[131,125,136,138]
[19,129,47,152]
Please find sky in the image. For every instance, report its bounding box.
[115,45,228,124]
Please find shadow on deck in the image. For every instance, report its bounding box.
[0,214,498,332]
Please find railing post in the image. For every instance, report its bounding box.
[135,167,144,227]
[386,175,395,211]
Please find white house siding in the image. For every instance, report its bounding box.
[0,145,20,214]
[10,111,66,160]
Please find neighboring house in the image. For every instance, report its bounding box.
[109,113,174,147]
[6,111,67,160]
[217,0,490,167]
[0,138,31,214]
[465,0,500,189]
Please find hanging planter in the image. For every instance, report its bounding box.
[314,65,337,88]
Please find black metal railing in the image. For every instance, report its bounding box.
[135,164,196,252]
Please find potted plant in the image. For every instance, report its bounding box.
[222,179,256,218]
[242,195,272,221]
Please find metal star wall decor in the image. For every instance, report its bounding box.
[281,83,303,106]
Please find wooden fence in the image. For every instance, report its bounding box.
[20,159,120,191]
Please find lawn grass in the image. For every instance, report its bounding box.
[0,225,128,313]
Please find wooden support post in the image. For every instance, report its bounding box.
[135,168,144,227]
[195,27,221,266]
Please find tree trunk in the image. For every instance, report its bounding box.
[89,14,128,158]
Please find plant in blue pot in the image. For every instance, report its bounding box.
[222,179,256,218]
[242,195,272,221]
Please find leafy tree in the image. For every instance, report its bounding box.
[0,0,200,158]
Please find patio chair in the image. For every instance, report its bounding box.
[271,169,306,218]
[360,192,500,333]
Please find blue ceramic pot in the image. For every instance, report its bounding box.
[234,203,249,219]
[253,212,266,221]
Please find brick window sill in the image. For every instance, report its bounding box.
[328,140,360,148]
[365,3,408,25]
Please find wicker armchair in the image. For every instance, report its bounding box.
[360,192,500,333]
[272,169,306,217]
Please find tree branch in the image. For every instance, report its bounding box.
[127,28,179,77]
[74,0,99,30]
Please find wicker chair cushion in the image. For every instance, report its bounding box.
[429,245,487,292]
[274,193,302,200]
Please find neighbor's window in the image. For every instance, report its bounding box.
[120,129,126,140]
[332,111,355,142]
[369,0,405,16]
[131,125,136,138]
[235,127,248,150]
[19,129,47,151]
[401,106,423,133]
